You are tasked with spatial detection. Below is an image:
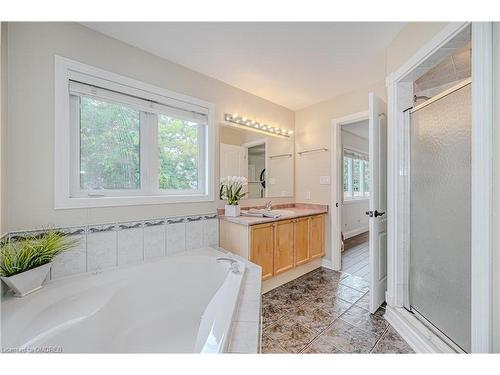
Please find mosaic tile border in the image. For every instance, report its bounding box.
[4,213,218,240]
[1,213,219,283]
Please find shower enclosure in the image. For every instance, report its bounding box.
[408,79,472,352]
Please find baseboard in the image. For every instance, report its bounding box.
[321,258,334,270]
[343,226,368,239]
[384,305,459,353]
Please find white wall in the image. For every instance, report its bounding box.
[341,129,369,239]
[4,22,294,232]
[386,22,449,75]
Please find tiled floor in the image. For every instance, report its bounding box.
[342,232,369,280]
[261,267,414,354]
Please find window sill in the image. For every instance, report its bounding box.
[343,197,369,205]
[55,193,214,209]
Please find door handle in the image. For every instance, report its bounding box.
[366,210,385,218]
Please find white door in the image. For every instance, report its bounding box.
[220,143,248,183]
[368,92,388,313]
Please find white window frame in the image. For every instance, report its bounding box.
[343,147,370,202]
[55,56,215,209]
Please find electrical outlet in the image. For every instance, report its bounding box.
[305,191,311,200]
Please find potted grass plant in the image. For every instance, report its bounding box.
[0,230,79,297]
[220,176,248,217]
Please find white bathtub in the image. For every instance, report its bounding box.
[1,248,246,353]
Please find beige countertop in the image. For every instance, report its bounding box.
[218,203,328,226]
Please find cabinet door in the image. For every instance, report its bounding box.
[294,217,310,266]
[250,223,274,280]
[310,215,325,259]
[274,220,294,275]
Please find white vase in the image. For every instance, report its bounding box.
[0,263,52,297]
[225,204,240,217]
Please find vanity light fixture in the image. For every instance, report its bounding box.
[224,113,293,138]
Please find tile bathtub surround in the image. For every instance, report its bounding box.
[5,214,219,282]
[225,250,262,354]
[261,267,414,354]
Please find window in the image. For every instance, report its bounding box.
[55,57,214,208]
[343,148,370,200]
[79,96,141,191]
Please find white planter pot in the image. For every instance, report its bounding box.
[0,263,52,297]
[225,204,240,217]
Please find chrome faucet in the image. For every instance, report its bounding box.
[265,201,273,211]
[216,257,240,273]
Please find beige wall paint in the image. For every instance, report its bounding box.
[492,22,500,354]
[5,22,294,231]
[294,81,386,260]
[386,22,448,75]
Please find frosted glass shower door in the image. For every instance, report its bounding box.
[409,80,471,352]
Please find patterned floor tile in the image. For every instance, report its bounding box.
[260,267,412,354]
[340,305,388,337]
[308,294,352,317]
[286,303,337,334]
[335,284,365,304]
[302,334,345,354]
[264,319,318,353]
[371,325,414,353]
[354,292,370,311]
[340,274,370,293]
[314,319,380,353]
[262,302,287,328]
[261,334,287,353]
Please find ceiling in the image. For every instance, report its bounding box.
[342,119,369,140]
[81,22,405,110]
[414,42,471,99]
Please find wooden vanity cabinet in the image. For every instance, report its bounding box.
[249,223,275,280]
[294,217,310,266]
[310,214,325,259]
[220,213,326,281]
[273,220,295,275]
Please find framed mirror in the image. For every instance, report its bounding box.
[219,124,294,199]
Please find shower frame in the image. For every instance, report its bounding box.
[384,22,493,353]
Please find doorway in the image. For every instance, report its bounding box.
[331,93,387,314]
[339,120,370,281]
[244,141,267,199]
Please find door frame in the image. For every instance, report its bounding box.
[385,22,493,353]
[330,110,369,271]
[242,138,268,198]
